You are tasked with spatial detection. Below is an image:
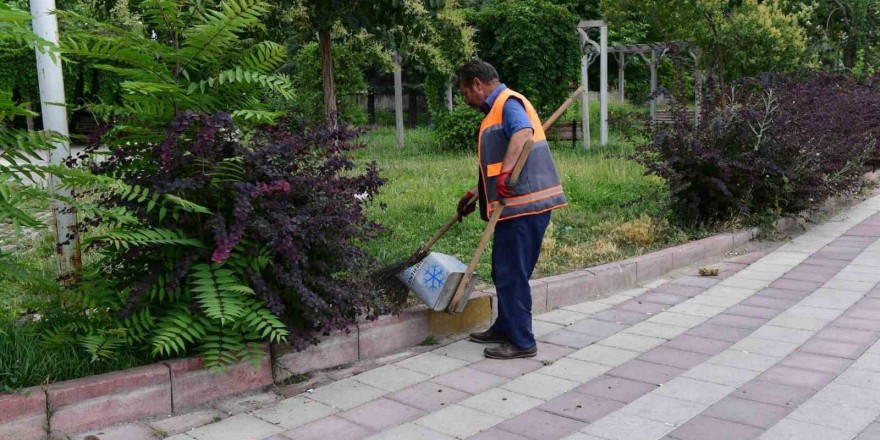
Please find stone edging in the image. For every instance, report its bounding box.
[0,217,806,440]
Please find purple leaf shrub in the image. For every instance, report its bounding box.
[635,70,878,225]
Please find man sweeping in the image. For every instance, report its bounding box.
[455,60,568,359]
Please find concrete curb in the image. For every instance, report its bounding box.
[271,224,783,382]
[0,386,45,440]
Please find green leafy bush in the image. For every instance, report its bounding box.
[433,97,483,151]
[468,0,579,115]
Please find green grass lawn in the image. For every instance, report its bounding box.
[356,125,691,288]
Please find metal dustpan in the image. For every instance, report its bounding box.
[397,252,479,314]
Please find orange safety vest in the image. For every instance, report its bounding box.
[478,88,568,221]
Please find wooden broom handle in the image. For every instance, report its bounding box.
[448,139,535,312]
[416,192,478,256]
[543,85,584,130]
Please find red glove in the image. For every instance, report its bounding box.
[457,191,476,220]
[496,170,514,198]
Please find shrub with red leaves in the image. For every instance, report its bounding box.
[635,71,878,225]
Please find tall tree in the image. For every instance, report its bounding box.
[469,0,580,114]
[601,0,808,86]
[793,0,880,70]
[300,0,445,124]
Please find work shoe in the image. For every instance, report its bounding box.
[469,329,508,344]
[484,342,538,359]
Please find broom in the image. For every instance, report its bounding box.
[372,85,585,305]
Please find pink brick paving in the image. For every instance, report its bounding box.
[63,195,880,440]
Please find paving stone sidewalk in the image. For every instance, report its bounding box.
[80,194,880,440]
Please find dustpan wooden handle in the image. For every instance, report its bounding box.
[447,139,535,313]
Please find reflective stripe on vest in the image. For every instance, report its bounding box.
[478,88,568,220]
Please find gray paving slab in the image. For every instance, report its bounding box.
[338,397,425,431]
[540,358,609,383]
[385,382,470,412]
[458,388,544,418]
[606,359,684,386]
[670,415,764,440]
[187,414,283,440]
[469,357,544,379]
[758,418,854,440]
[539,392,626,422]
[733,380,815,408]
[501,372,580,400]
[538,329,605,349]
[431,367,508,395]
[621,393,705,425]
[250,396,339,429]
[365,423,455,440]
[280,416,375,440]
[414,404,504,439]
[702,397,791,429]
[395,352,470,377]
[568,344,640,366]
[566,319,628,337]
[574,375,658,403]
[305,378,388,410]
[494,408,585,440]
[580,412,677,440]
[663,334,732,355]
[639,346,711,370]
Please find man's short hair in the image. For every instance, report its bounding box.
[455,60,499,87]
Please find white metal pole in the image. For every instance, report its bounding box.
[30,0,81,278]
[445,81,453,111]
[599,25,608,146]
[650,48,658,121]
[581,53,590,150]
[393,51,404,149]
[691,48,703,125]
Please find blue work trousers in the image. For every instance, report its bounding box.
[489,211,551,350]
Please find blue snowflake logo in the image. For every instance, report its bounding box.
[422,263,446,291]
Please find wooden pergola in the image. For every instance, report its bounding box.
[578,20,704,148]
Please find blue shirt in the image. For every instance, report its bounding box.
[481,84,534,139]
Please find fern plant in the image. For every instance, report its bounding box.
[59,0,296,145]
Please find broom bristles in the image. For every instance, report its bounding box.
[370,248,431,306]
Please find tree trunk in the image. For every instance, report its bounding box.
[319,31,338,126]
[617,53,625,102]
[367,92,376,124]
[844,44,857,69]
[74,63,85,107]
[90,68,100,100]
[408,91,418,128]
[393,52,404,149]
